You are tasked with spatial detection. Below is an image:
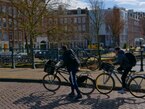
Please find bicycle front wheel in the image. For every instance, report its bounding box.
[128,76,145,98]
[95,73,115,94]
[78,76,95,95]
[86,56,99,71]
[42,74,61,92]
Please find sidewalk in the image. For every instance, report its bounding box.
[0,68,45,83]
[0,63,145,88]
[0,68,98,83]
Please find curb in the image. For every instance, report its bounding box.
[0,78,121,91]
[0,78,43,83]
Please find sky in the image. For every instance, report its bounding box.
[65,0,145,12]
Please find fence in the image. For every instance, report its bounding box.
[0,48,144,69]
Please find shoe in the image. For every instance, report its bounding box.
[118,88,126,94]
[67,92,75,97]
[73,94,82,100]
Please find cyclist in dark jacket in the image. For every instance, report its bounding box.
[113,47,132,94]
[61,45,82,100]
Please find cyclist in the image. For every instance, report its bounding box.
[61,45,82,100]
[113,47,132,94]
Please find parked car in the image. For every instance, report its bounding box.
[35,50,49,59]
[0,52,29,64]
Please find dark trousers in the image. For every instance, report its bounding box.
[121,67,132,88]
[68,66,81,95]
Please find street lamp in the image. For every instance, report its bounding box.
[139,38,144,72]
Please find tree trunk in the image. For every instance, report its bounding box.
[96,32,101,67]
[25,33,29,54]
[30,36,35,69]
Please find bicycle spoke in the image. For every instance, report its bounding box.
[78,77,95,95]
[96,73,114,94]
[129,76,145,98]
[43,74,61,92]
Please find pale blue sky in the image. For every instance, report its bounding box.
[66,0,145,12]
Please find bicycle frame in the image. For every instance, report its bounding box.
[54,68,92,83]
[104,69,134,86]
[54,68,70,83]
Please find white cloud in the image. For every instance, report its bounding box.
[60,0,145,12]
[114,0,138,5]
[68,0,89,9]
[139,2,145,6]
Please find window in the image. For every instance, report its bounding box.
[0,6,2,13]
[78,17,81,23]
[74,18,77,23]
[14,31,18,41]
[3,18,7,28]
[64,18,67,24]
[13,8,17,17]
[64,25,67,31]
[48,18,53,24]
[82,17,86,23]
[2,6,6,13]
[0,18,2,28]
[9,31,13,40]
[82,25,86,31]
[14,20,17,30]
[19,31,22,41]
[3,32,8,41]
[8,18,12,28]
[60,18,63,24]
[54,18,57,24]
[8,6,13,16]
[78,25,81,32]
[0,31,2,41]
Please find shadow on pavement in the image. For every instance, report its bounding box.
[13,90,145,109]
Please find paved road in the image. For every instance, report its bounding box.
[0,64,145,109]
[0,82,145,109]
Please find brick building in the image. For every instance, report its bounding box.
[36,7,89,49]
[0,0,24,51]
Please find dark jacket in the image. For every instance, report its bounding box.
[62,49,80,69]
[113,50,132,69]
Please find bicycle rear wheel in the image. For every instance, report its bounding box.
[86,56,99,71]
[95,73,115,94]
[77,76,95,95]
[42,74,61,92]
[128,76,145,98]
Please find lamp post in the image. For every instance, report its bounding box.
[139,38,144,72]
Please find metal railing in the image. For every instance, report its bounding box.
[0,48,144,69]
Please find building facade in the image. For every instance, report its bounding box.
[36,7,89,49]
[0,0,24,51]
[0,0,145,51]
[128,10,143,47]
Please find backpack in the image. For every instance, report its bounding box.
[125,52,136,67]
[67,49,80,66]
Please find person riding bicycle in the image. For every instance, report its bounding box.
[113,47,133,94]
[61,45,82,100]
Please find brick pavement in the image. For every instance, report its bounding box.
[0,82,145,109]
[0,67,145,109]
[0,65,145,89]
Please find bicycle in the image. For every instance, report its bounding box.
[95,62,138,95]
[42,60,95,95]
[128,74,145,98]
[76,48,99,71]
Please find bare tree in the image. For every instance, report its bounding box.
[43,5,76,48]
[88,0,104,64]
[105,6,125,46]
[8,0,60,68]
